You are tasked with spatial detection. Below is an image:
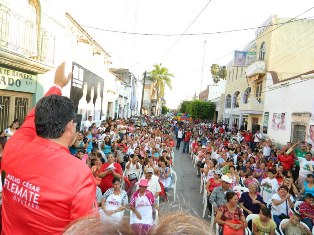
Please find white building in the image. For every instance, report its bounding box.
[263,71,314,146]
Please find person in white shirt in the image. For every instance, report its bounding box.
[138,168,161,204]
[252,130,262,150]
[101,178,128,221]
[298,152,314,188]
[125,154,142,197]
[176,128,183,150]
[261,169,279,203]
[82,115,93,132]
[262,142,272,158]
[271,185,294,228]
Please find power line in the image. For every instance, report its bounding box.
[80,16,312,37]
[208,6,314,65]
[160,0,213,59]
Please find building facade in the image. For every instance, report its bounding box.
[224,15,314,133]
[0,0,142,129]
[263,72,314,146]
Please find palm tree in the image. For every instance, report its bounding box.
[210,64,227,84]
[147,63,174,101]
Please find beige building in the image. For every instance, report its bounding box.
[224,15,314,133]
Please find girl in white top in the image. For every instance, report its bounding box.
[4,119,19,140]
[101,177,128,221]
[261,170,279,203]
[159,161,171,191]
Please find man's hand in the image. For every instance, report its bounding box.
[54,62,72,88]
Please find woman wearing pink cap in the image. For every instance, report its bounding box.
[130,178,155,235]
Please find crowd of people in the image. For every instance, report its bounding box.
[1,63,314,235]
[181,121,314,235]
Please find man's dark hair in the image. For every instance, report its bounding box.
[35,95,76,139]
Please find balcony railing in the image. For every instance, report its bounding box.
[0,4,55,65]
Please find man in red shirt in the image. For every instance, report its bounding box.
[278,148,295,171]
[2,63,97,234]
[243,130,253,149]
[182,129,191,154]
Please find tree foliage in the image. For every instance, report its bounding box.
[161,106,169,114]
[210,64,227,84]
[179,101,190,113]
[179,100,215,120]
[147,63,174,101]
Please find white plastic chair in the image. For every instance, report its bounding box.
[294,200,303,215]
[245,214,259,234]
[233,185,249,197]
[170,169,177,201]
[279,218,310,235]
[202,194,208,218]
[202,180,208,204]
[200,173,206,193]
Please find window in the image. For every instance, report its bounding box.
[234,91,240,107]
[225,94,231,108]
[255,82,262,103]
[259,42,266,60]
[243,87,251,104]
[0,91,31,131]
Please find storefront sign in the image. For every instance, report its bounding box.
[0,67,36,93]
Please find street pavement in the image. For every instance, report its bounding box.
[160,147,206,219]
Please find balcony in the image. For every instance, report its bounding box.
[246,60,266,78]
[240,96,264,113]
[0,4,54,73]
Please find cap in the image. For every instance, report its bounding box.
[201,145,206,148]
[138,179,148,187]
[146,168,154,173]
[221,175,232,184]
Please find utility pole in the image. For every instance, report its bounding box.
[140,71,146,115]
[199,40,207,99]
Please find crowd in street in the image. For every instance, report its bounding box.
[1,64,314,235]
[180,121,314,235]
[61,115,314,234]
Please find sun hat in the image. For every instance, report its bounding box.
[221,175,232,184]
[138,179,149,187]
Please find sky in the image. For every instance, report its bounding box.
[58,0,314,108]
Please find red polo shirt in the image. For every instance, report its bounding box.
[2,87,97,235]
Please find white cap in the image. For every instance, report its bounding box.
[201,145,206,148]
[221,175,232,184]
